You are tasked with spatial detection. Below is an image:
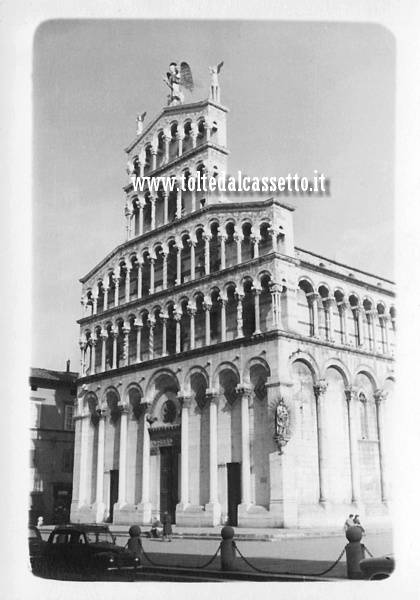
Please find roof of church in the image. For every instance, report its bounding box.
[30,367,79,383]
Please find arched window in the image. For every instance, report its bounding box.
[242,223,253,262]
[242,280,255,337]
[260,275,272,333]
[210,290,221,344]
[190,372,207,410]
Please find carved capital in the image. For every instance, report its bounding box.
[374,389,388,404]
[345,385,357,402]
[177,393,192,409]
[313,379,328,397]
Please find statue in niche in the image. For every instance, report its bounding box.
[273,398,291,455]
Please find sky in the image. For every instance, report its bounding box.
[33,19,395,372]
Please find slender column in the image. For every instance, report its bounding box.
[175,244,182,285]
[103,286,109,311]
[236,384,253,506]
[374,390,389,503]
[151,149,157,171]
[161,313,168,356]
[379,314,389,353]
[163,192,169,224]
[122,325,129,367]
[139,200,145,235]
[76,413,89,506]
[207,392,219,504]
[367,310,378,351]
[174,309,182,353]
[313,380,329,504]
[268,224,279,251]
[236,292,244,338]
[203,298,212,345]
[308,292,319,337]
[137,263,143,299]
[323,297,335,341]
[203,232,211,275]
[190,168,197,212]
[135,320,142,363]
[234,227,243,264]
[354,307,365,347]
[345,386,362,504]
[125,266,131,303]
[162,251,168,289]
[338,300,349,344]
[114,276,120,308]
[150,196,156,229]
[112,328,118,369]
[252,234,261,258]
[163,135,170,164]
[90,338,96,375]
[189,239,196,280]
[176,188,182,219]
[117,404,129,506]
[219,233,227,269]
[125,204,132,241]
[191,130,197,149]
[94,407,107,521]
[177,132,184,157]
[137,403,152,523]
[253,285,262,334]
[79,341,85,376]
[220,296,227,342]
[92,294,98,315]
[270,282,282,329]
[178,394,191,506]
[149,257,155,294]
[101,333,107,372]
[148,318,155,360]
[187,304,196,350]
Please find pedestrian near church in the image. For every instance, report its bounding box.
[343,514,354,531]
[353,515,365,534]
[162,511,172,542]
[127,525,143,559]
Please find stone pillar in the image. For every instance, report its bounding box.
[205,390,222,524]
[176,244,182,285]
[135,320,142,363]
[149,257,155,294]
[189,238,196,280]
[379,314,389,353]
[125,203,132,241]
[93,407,107,522]
[270,283,283,329]
[164,136,170,164]
[190,168,197,212]
[114,276,120,308]
[137,404,152,523]
[220,296,227,342]
[252,285,262,334]
[92,294,98,315]
[323,297,335,342]
[112,329,118,370]
[234,226,243,264]
[151,149,157,171]
[354,307,365,347]
[116,404,129,507]
[137,263,143,299]
[236,292,244,338]
[161,312,168,357]
[148,317,155,360]
[204,298,212,345]
[123,326,130,367]
[367,310,378,351]
[338,300,349,344]
[125,267,131,303]
[103,286,109,311]
[374,389,389,503]
[313,380,329,505]
[176,188,182,219]
[79,341,85,376]
[177,132,184,157]
[174,309,182,353]
[162,251,168,289]
[308,292,320,338]
[101,333,107,372]
[236,384,253,508]
[150,196,156,229]
[203,232,211,275]
[163,192,169,224]
[345,386,363,506]
[252,234,261,259]
[219,232,227,269]
[139,200,145,235]
[177,394,191,509]
[76,413,90,508]
[90,338,96,375]
[188,303,196,350]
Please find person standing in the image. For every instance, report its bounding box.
[162,511,172,542]
[353,515,365,534]
[343,514,354,531]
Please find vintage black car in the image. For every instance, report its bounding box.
[35,523,141,580]
[359,554,395,580]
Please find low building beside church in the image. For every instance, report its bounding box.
[71,65,395,528]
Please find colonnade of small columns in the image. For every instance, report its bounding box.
[298,281,395,355]
[81,221,284,317]
[79,277,281,377]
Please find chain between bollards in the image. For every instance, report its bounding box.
[141,542,221,570]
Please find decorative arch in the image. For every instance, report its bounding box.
[288,351,320,381]
[353,364,378,388]
[321,358,351,387]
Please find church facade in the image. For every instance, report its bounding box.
[71,69,395,528]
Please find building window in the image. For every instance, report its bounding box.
[30,400,43,428]
[64,405,75,431]
[62,449,74,473]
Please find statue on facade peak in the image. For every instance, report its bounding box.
[136,111,147,135]
[163,62,194,106]
[209,61,224,102]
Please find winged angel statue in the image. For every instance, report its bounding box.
[163,62,194,106]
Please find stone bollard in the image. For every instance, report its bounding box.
[345,526,365,579]
[220,526,236,571]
